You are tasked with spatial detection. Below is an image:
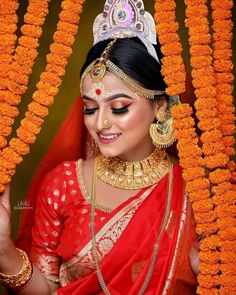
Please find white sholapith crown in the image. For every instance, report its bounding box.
[93,0,160,62]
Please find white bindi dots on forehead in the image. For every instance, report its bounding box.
[82,82,138,101]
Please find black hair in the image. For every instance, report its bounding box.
[80,37,167,97]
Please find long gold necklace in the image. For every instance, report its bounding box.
[90,156,173,295]
[96,148,169,189]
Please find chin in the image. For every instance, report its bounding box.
[98,146,122,158]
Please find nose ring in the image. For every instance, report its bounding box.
[103,119,112,129]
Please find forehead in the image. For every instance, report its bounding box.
[82,71,133,94]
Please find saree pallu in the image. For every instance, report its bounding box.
[46,161,196,295]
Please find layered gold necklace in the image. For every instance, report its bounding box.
[96,148,169,189]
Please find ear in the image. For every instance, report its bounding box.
[155,97,168,114]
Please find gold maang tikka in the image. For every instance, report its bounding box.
[89,39,116,83]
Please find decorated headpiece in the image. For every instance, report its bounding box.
[80,38,165,99]
[93,0,159,62]
[80,0,165,99]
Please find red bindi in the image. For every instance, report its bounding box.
[95,89,101,95]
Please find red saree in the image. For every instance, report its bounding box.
[28,158,197,295]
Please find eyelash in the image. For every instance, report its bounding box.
[112,105,129,114]
[83,107,98,115]
[83,105,130,115]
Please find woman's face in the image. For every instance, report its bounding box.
[82,72,159,160]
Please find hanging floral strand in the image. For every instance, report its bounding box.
[0,0,86,193]
[182,0,235,294]
[154,0,186,96]
[211,1,236,294]
[154,1,214,292]
[171,104,220,295]
[211,0,236,182]
[155,0,235,294]
[0,0,51,152]
[212,0,235,159]
[0,0,19,149]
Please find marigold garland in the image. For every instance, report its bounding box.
[0,0,85,192]
[154,0,186,96]
[221,240,236,251]
[188,189,210,203]
[168,0,235,293]
[199,263,220,275]
[0,1,234,293]
[204,153,229,170]
[0,0,18,138]
[211,5,235,289]
[197,223,219,236]
[0,0,50,150]
[199,250,220,264]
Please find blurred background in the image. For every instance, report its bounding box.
[0,1,235,292]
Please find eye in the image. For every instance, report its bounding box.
[83,107,98,115]
[111,104,131,114]
[83,100,98,115]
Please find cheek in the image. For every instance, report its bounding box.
[84,116,95,133]
[117,107,153,131]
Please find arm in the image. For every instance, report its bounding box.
[189,239,200,276]
[0,245,58,295]
[0,186,58,294]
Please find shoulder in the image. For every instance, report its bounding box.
[39,160,81,197]
[38,159,86,212]
[45,160,80,178]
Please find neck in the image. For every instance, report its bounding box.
[118,140,156,162]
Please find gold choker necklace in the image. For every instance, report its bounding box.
[96,149,169,189]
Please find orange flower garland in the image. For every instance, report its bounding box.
[0,0,85,193]
[0,1,51,152]
[211,1,235,293]
[171,105,218,238]
[155,0,235,293]
[0,1,234,292]
[154,0,186,96]
[0,0,19,149]
[154,0,220,292]
[211,0,235,159]
[183,0,235,293]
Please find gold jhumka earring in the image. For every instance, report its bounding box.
[149,110,175,148]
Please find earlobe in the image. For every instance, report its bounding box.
[159,97,168,110]
[155,97,167,114]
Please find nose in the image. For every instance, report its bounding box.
[96,108,112,131]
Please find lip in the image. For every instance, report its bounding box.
[97,132,121,144]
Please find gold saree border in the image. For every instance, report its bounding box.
[30,251,60,283]
[76,159,112,213]
[162,191,189,295]
[59,185,155,286]
[129,163,174,286]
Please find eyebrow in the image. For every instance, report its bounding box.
[82,93,134,102]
